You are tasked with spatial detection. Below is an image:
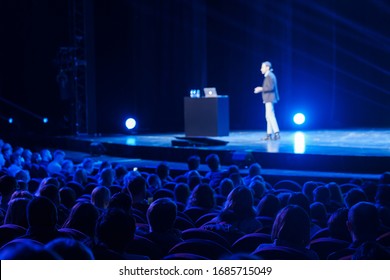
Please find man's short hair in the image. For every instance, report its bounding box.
[262,61,272,70]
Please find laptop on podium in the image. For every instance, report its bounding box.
[203,87,218,98]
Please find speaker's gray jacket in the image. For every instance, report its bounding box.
[262,71,280,103]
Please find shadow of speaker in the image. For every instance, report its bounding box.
[172,137,228,147]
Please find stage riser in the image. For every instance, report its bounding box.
[21,136,389,175]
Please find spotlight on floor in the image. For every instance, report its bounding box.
[293,113,305,125]
[125,118,137,130]
[294,131,306,154]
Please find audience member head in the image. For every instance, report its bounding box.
[344,188,367,209]
[219,178,234,197]
[61,160,74,175]
[156,162,170,181]
[187,155,200,171]
[98,160,112,174]
[375,184,390,208]
[96,208,136,253]
[205,153,220,172]
[40,149,52,162]
[379,172,390,185]
[108,192,133,214]
[227,165,240,176]
[38,184,61,206]
[360,180,378,203]
[37,177,60,193]
[224,186,256,218]
[248,163,262,178]
[0,239,60,260]
[45,238,94,260]
[73,168,88,186]
[114,164,128,185]
[327,182,344,206]
[147,198,177,233]
[310,202,328,227]
[147,173,162,193]
[250,175,265,184]
[1,143,13,160]
[10,190,34,200]
[123,170,142,186]
[64,181,84,198]
[28,179,41,194]
[15,170,31,185]
[91,186,111,210]
[271,205,311,247]
[257,194,281,218]
[21,149,32,165]
[153,188,174,200]
[249,180,267,201]
[4,198,30,228]
[126,175,147,203]
[313,185,331,205]
[0,153,5,168]
[347,202,380,244]
[173,174,186,184]
[98,167,115,188]
[187,172,202,190]
[14,146,24,156]
[9,152,23,166]
[187,183,216,210]
[31,152,42,164]
[62,202,99,238]
[59,187,77,209]
[81,158,95,175]
[349,178,363,186]
[27,196,58,228]
[276,192,291,208]
[52,150,66,163]
[327,207,351,242]
[174,183,190,204]
[377,205,390,228]
[229,172,244,188]
[287,192,310,214]
[302,181,319,202]
[0,175,18,200]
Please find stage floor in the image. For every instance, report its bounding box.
[67,129,390,157]
[41,128,389,184]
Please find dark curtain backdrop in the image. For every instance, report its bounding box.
[94,0,208,133]
[94,0,389,133]
[0,0,69,134]
[1,0,389,135]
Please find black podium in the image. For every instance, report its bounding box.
[184,96,229,137]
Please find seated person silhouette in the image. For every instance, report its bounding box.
[143,198,183,256]
[329,202,381,259]
[92,208,149,259]
[254,205,319,259]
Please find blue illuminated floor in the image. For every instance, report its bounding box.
[67,129,390,157]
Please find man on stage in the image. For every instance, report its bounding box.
[254,61,280,141]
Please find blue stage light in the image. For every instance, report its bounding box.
[43,118,48,124]
[293,113,305,125]
[125,118,137,130]
[8,118,13,124]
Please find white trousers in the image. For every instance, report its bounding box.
[265,102,279,134]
